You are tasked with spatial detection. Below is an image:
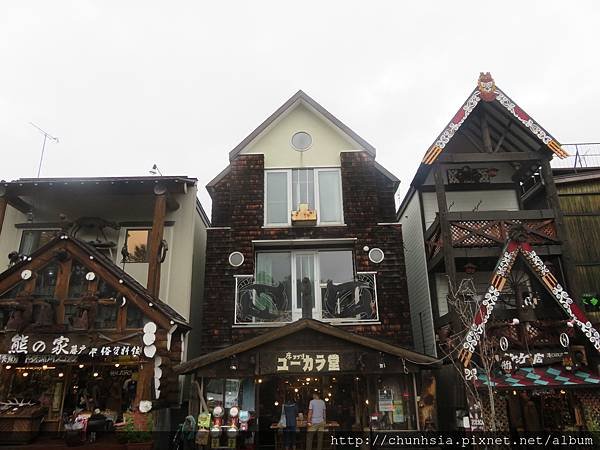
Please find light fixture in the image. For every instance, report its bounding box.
[365,399,369,405]
[274,401,279,406]
[325,398,330,402]
[5,365,11,370]
[58,372,64,378]
[79,364,84,368]
[229,355,238,371]
[314,388,318,392]
[115,363,120,368]
[294,388,299,393]
[93,372,99,377]
[306,377,311,382]
[512,390,517,396]
[258,378,263,384]
[22,372,29,377]
[42,365,48,370]
[560,389,566,395]
[328,393,332,397]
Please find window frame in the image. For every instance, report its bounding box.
[234,249,379,327]
[121,228,151,264]
[264,168,345,227]
[18,228,61,255]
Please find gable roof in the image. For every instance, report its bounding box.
[421,73,568,166]
[174,318,438,374]
[458,236,600,367]
[228,90,376,161]
[0,234,189,330]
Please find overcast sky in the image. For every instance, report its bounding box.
[2,1,599,216]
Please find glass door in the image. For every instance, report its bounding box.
[292,252,319,320]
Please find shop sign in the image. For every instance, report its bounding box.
[468,402,485,432]
[378,389,393,412]
[110,368,134,377]
[6,334,142,359]
[24,354,78,364]
[497,351,567,370]
[0,354,19,364]
[276,352,340,373]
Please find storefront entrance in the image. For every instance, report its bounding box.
[2,362,140,431]
[506,390,584,432]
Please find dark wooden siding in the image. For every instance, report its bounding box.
[200,152,412,354]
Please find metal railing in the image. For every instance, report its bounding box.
[551,143,600,170]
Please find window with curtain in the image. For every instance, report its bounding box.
[265,169,343,226]
[265,172,289,225]
[292,169,315,211]
[317,169,343,223]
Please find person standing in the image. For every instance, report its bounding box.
[306,391,326,450]
[283,392,298,450]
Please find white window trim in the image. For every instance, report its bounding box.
[235,250,380,326]
[314,168,344,226]
[264,169,292,227]
[264,168,345,227]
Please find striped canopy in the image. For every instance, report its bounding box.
[476,366,600,390]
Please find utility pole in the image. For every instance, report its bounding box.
[29,122,59,178]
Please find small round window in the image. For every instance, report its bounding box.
[368,248,385,264]
[291,132,312,151]
[229,251,245,267]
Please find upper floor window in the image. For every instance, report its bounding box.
[265,168,343,226]
[19,229,61,255]
[235,249,378,325]
[122,229,150,263]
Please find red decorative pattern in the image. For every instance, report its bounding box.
[459,240,600,367]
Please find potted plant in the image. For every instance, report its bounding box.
[116,411,154,450]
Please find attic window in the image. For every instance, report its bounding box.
[291,132,312,151]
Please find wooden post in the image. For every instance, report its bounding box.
[480,112,493,153]
[54,259,73,325]
[147,185,167,297]
[0,196,7,240]
[540,159,580,302]
[433,166,457,289]
[434,165,460,333]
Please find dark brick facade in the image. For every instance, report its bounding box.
[201,152,412,354]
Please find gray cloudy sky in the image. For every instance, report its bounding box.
[2,1,599,215]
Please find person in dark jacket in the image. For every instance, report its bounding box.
[283,391,298,450]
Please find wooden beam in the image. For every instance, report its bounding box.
[0,197,6,239]
[7,196,32,214]
[54,258,73,325]
[147,186,167,297]
[437,152,544,163]
[457,128,485,153]
[446,209,555,221]
[433,166,457,288]
[493,120,513,153]
[480,111,494,152]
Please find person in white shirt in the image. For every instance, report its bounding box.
[306,391,326,450]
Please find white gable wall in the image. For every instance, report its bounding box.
[240,102,363,168]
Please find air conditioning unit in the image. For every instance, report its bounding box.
[291,203,317,226]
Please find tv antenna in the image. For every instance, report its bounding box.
[149,164,163,176]
[29,122,59,178]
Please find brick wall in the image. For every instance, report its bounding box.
[199,152,412,353]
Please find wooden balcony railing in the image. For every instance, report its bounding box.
[425,210,558,259]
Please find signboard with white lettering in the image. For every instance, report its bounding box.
[261,351,356,374]
[1,333,143,362]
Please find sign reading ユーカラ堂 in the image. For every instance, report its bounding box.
[260,351,356,374]
[1,333,142,362]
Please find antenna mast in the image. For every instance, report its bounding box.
[29,122,59,178]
